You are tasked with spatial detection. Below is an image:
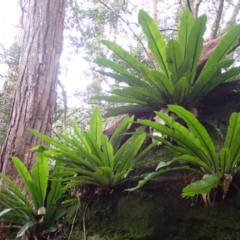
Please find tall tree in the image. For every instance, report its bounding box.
[0,0,66,180]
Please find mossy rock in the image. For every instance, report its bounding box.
[62,95,240,240]
[63,173,240,240]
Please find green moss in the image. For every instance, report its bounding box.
[138,145,176,167]
[63,173,240,240]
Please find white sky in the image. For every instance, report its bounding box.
[0,1,19,45]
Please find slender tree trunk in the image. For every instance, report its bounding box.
[147,0,158,60]
[150,0,157,21]
[0,0,66,180]
[210,0,224,39]
[193,0,203,20]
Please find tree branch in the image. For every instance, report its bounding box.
[160,28,177,32]
[17,0,28,27]
[98,0,156,68]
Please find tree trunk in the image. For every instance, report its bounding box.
[193,0,203,20]
[146,0,158,60]
[210,0,224,39]
[0,0,66,180]
[150,0,157,21]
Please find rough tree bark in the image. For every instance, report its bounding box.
[0,0,66,180]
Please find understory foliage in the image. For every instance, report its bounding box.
[30,109,156,188]
[0,147,71,239]
[128,105,240,206]
[1,6,240,239]
[94,9,240,117]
